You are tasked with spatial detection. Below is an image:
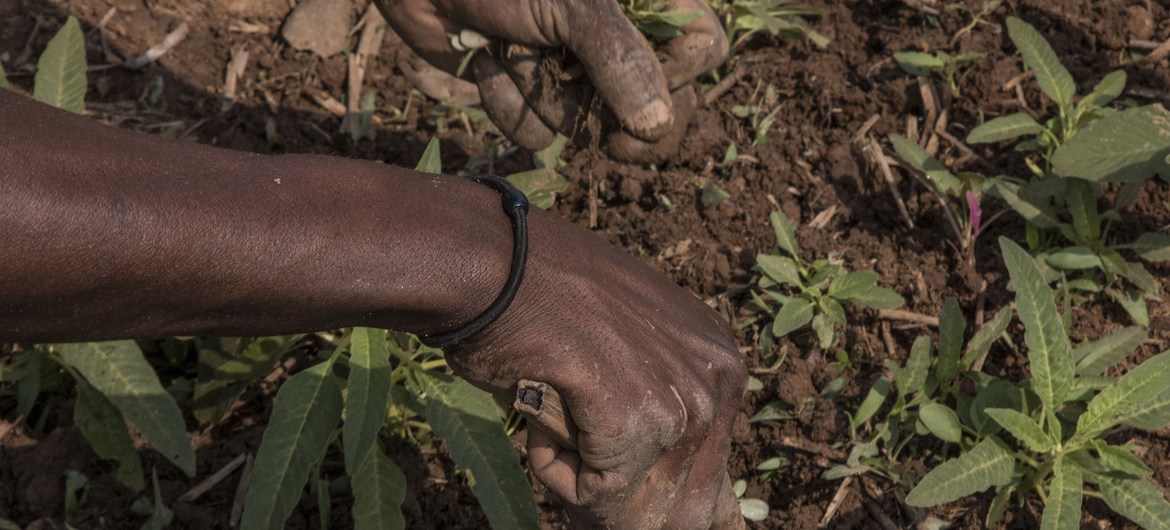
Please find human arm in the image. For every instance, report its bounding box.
[0,89,746,528]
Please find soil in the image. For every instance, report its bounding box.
[2,0,1170,528]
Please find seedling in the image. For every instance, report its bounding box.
[732,83,782,147]
[894,50,984,97]
[888,134,992,266]
[841,238,1170,529]
[711,0,828,67]
[748,210,903,351]
[734,478,771,522]
[621,0,705,40]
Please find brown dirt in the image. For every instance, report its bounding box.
[2,0,1170,528]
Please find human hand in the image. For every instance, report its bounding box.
[438,209,748,529]
[376,0,728,163]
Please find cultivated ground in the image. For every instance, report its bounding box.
[2,0,1169,528]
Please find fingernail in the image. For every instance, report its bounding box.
[626,98,673,142]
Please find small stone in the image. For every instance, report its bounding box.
[281,0,354,57]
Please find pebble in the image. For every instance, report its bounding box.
[281,0,354,57]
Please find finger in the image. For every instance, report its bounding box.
[527,425,585,505]
[604,85,697,164]
[397,51,481,106]
[552,0,674,141]
[658,0,729,89]
[709,473,747,530]
[470,53,556,150]
[375,0,466,75]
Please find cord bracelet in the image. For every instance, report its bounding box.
[421,174,529,348]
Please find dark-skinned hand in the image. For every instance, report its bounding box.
[375,0,728,163]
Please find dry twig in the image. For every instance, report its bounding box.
[125,22,189,69]
[223,47,250,101]
[879,309,940,327]
[702,66,746,107]
[866,136,915,229]
[230,453,255,528]
[819,476,853,528]
[179,453,248,503]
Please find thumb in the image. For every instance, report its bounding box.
[553,0,674,142]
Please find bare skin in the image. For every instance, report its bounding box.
[377,0,728,163]
[0,89,746,528]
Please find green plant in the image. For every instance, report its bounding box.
[888,133,992,266]
[967,17,1124,165]
[710,0,828,66]
[894,50,984,97]
[621,0,705,40]
[954,17,1165,325]
[748,210,904,351]
[733,478,771,522]
[732,83,782,147]
[841,237,1170,529]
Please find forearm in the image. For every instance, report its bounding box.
[0,90,509,341]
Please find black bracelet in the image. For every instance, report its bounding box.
[421,175,530,348]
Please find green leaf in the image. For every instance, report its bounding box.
[961,307,1012,370]
[34,16,86,113]
[242,362,344,530]
[901,336,932,398]
[352,444,407,530]
[739,498,770,521]
[937,298,965,385]
[905,437,1015,507]
[847,286,904,310]
[416,372,539,529]
[344,328,393,474]
[1129,232,1170,262]
[992,180,1062,229]
[1006,17,1075,112]
[1052,105,1170,182]
[507,169,568,210]
[770,210,800,259]
[811,313,834,348]
[893,51,945,77]
[415,138,442,173]
[984,408,1052,453]
[756,254,802,286]
[851,376,890,429]
[888,134,961,195]
[56,341,195,476]
[750,401,794,423]
[1046,246,1102,270]
[1066,178,1101,241]
[919,403,963,443]
[999,237,1074,411]
[73,377,145,491]
[1094,442,1153,477]
[1074,326,1146,375]
[1100,476,1170,530]
[967,113,1046,144]
[1111,287,1150,327]
[1120,389,1170,431]
[1078,70,1126,114]
[773,297,815,337]
[1041,459,1082,530]
[701,182,731,205]
[828,270,877,300]
[1076,351,1170,441]
[0,61,8,89]
[194,336,295,424]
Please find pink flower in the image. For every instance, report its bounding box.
[966,191,982,236]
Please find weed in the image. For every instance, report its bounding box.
[838,238,1170,529]
[732,83,782,147]
[621,0,705,41]
[894,50,984,97]
[734,478,771,522]
[710,0,828,65]
[748,210,904,352]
